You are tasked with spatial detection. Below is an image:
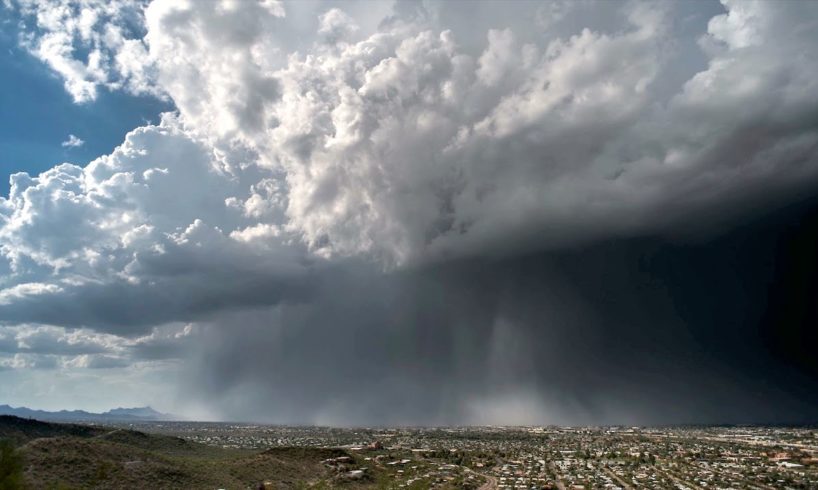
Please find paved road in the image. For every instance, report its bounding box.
[654,467,703,490]
[602,465,632,489]
[547,462,566,490]
[477,473,498,490]
[462,466,497,490]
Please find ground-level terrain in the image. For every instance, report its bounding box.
[2,416,817,489]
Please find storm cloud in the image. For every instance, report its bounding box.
[176,212,818,426]
[0,0,816,423]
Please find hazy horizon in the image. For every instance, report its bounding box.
[5,402,818,429]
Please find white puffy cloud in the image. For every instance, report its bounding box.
[0,353,57,370]
[0,322,195,372]
[317,7,358,44]
[218,0,815,264]
[63,354,130,369]
[143,0,285,145]
[9,0,158,102]
[0,113,309,334]
[61,134,84,147]
[0,283,62,304]
[1,324,117,354]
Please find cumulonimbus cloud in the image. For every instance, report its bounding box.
[143,0,818,264]
[7,0,818,268]
[0,1,817,420]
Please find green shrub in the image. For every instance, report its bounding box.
[0,439,25,490]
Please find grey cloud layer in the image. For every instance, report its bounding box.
[1,0,817,422]
[0,322,193,371]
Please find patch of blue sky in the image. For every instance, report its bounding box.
[0,17,172,197]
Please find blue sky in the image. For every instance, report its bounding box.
[0,20,170,197]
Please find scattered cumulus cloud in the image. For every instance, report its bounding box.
[0,321,193,372]
[8,0,159,103]
[60,133,84,147]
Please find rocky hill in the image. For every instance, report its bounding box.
[0,415,375,489]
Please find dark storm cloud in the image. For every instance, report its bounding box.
[178,200,818,425]
[0,264,314,335]
[3,0,818,322]
[0,0,817,423]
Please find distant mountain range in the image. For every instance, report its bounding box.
[0,404,176,422]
